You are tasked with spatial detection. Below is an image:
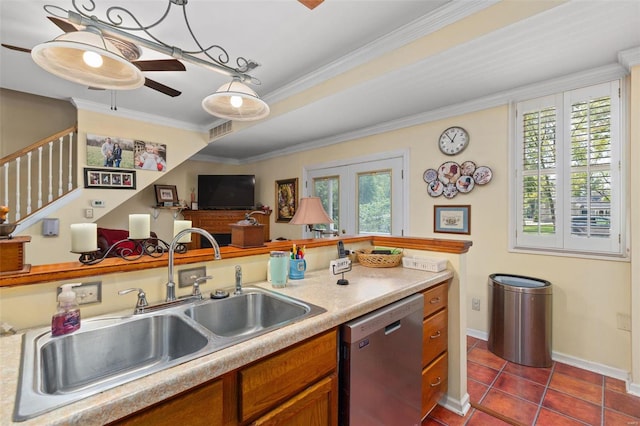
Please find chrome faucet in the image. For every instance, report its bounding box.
[234,265,243,295]
[167,228,221,302]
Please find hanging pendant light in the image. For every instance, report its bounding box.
[201,78,270,121]
[31,26,144,90]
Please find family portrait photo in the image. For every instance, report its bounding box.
[134,140,167,172]
[86,134,135,169]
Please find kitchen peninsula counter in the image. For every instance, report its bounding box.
[0,265,452,425]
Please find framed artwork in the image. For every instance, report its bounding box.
[84,168,136,189]
[434,205,470,234]
[154,184,179,206]
[86,134,135,169]
[275,178,298,223]
[134,140,167,172]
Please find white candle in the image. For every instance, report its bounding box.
[173,220,192,243]
[129,214,151,239]
[70,223,97,253]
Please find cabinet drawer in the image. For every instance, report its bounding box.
[421,352,448,419]
[239,329,337,422]
[423,308,448,366]
[422,282,448,318]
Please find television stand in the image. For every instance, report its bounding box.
[182,210,271,249]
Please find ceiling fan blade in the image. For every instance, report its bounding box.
[133,59,186,72]
[47,16,80,33]
[298,0,324,10]
[144,78,181,97]
[1,43,31,53]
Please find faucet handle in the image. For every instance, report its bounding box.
[192,276,212,298]
[118,288,148,314]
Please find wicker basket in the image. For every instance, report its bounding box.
[356,249,403,268]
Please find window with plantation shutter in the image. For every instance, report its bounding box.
[513,81,623,256]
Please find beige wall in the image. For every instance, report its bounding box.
[0,89,76,156]
[83,104,633,374]
[2,78,636,383]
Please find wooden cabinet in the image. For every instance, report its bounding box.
[111,329,338,426]
[182,210,271,248]
[110,378,224,426]
[421,281,449,419]
[239,329,338,425]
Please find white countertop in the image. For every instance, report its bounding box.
[0,265,452,425]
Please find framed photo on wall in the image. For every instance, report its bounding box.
[84,168,136,189]
[275,178,298,223]
[434,205,470,234]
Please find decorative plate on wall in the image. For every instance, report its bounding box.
[461,160,476,176]
[423,168,437,183]
[473,166,493,185]
[438,161,461,184]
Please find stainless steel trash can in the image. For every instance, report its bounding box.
[487,273,552,367]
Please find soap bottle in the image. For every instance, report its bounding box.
[51,284,81,336]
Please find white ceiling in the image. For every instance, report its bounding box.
[1,0,639,163]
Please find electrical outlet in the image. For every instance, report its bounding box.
[178,266,207,288]
[472,297,481,311]
[617,313,631,331]
[58,281,102,305]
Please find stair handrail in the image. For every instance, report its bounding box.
[0,125,77,166]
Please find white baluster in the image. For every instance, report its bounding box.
[67,132,74,191]
[3,163,8,220]
[47,141,53,203]
[15,157,21,221]
[26,152,32,215]
[58,136,64,196]
[37,146,43,209]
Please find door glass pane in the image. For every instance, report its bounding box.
[313,176,339,232]
[357,170,391,234]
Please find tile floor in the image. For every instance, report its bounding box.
[423,336,640,426]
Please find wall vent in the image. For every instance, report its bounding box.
[209,121,233,141]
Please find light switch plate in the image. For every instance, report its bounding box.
[178,266,207,288]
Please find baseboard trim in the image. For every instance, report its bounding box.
[439,392,471,416]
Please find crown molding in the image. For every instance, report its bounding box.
[619,46,640,71]
[235,62,628,165]
[70,98,207,133]
[262,1,498,105]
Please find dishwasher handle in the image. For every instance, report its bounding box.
[384,319,402,335]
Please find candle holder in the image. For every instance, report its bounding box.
[73,237,187,265]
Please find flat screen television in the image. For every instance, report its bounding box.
[197,175,255,210]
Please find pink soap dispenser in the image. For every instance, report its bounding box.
[51,283,81,336]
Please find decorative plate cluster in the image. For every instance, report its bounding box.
[423,161,492,198]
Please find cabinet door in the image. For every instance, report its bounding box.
[421,352,448,419]
[252,373,338,426]
[111,378,223,426]
[239,330,337,422]
[423,308,448,366]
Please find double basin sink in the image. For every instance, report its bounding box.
[14,287,326,421]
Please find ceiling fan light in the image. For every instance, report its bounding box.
[202,79,270,121]
[31,29,144,90]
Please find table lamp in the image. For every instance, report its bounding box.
[289,197,334,238]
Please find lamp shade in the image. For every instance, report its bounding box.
[31,27,144,90]
[201,79,270,121]
[289,197,333,225]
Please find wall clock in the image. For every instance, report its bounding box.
[439,126,469,156]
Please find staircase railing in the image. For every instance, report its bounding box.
[0,125,78,223]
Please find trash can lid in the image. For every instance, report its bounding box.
[490,273,551,289]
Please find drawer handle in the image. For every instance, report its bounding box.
[430,377,442,387]
[430,297,441,304]
[430,331,441,339]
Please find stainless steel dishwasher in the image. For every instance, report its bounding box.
[340,293,424,426]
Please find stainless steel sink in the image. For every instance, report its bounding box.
[40,314,208,394]
[185,287,321,338]
[14,287,325,422]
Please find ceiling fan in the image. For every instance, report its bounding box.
[1,16,185,97]
[298,0,324,10]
